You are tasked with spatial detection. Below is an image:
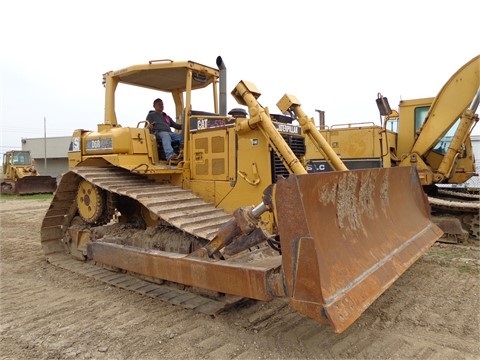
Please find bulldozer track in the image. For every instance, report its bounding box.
[41,166,243,317]
[47,253,242,316]
[437,188,480,200]
[428,196,480,213]
[428,195,480,241]
[71,167,233,240]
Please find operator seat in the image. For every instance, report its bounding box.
[156,139,181,160]
[146,110,181,161]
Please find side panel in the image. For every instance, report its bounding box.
[188,126,274,215]
[68,127,160,170]
[305,127,382,159]
[305,126,397,169]
[190,128,233,181]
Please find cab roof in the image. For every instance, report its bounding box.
[104,60,220,92]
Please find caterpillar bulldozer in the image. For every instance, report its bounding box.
[304,54,480,242]
[40,56,442,333]
[1,150,57,195]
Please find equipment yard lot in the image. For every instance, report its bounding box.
[1,198,479,360]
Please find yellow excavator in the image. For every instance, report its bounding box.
[304,54,480,241]
[1,150,57,195]
[40,56,442,333]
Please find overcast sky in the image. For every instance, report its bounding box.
[1,0,479,155]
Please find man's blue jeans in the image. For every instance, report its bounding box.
[156,131,183,160]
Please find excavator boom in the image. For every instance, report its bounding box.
[410,55,479,156]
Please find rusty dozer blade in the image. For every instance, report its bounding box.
[274,166,443,333]
[15,176,57,195]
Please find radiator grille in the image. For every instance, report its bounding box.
[271,135,306,181]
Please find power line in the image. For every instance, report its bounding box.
[1,127,73,135]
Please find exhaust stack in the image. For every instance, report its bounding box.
[216,56,227,116]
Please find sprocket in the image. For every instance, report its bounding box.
[76,180,115,225]
[463,213,480,240]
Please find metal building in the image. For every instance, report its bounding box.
[21,136,71,179]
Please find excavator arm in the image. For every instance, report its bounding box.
[435,92,479,182]
[399,55,480,182]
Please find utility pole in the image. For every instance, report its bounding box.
[44,116,47,170]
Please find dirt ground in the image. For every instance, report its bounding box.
[1,197,479,360]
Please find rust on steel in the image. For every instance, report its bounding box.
[88,242,285,301]
[274,166,443,333]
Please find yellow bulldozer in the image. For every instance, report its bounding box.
[40,56,442,333]
[1,150,57,195]
[303,54,480,242]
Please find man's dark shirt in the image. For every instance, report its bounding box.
[146,111,182,133]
